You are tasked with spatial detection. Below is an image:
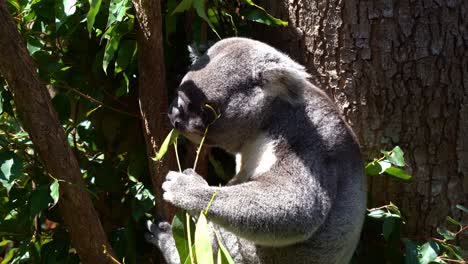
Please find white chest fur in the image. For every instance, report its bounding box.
[232,135,277,183]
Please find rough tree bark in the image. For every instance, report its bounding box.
[132,0,178,221]
[0,1,116,263]
[254,0,467,247]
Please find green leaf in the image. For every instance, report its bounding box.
[404,239,419,264]
[103,19,134,73]
[106,0,131,29]
[0,151,23,192]
[365,161,382,176]
[216,239,234,264]
[49,179,60,206]
[367,209,386,219]
[172,212,195,263]
[87,0,102,36]
[129,182,155,220]
[30,185,52,216]
[192,0,220,39]
[384,167,412,181]
[55,0,77,30]
[436,227,456,240]
[455,204,468,214]
[115,40,136,74]
[382,217,395,241]
[26,36,44,55]
[381,146,405,167]
[195,213,214,264]
[419,241,439,264]
[172,0,193,14]
[152,129,179,161]
[446,216,461,227]
[241,1,288,27]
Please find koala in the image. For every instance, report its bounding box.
[146,37,366,264]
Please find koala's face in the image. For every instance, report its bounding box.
[168,38,309,152]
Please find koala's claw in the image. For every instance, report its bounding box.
[145,220,173,247]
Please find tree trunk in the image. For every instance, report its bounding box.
[254,0,468,247]
[132,0,178,223]
[0,2,116,263]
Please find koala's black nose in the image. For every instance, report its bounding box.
[173,121,181,129]
[168,98,184,129]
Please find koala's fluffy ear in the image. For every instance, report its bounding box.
[187,42,215,64]
[188,44,202,64]
[260,66,310,104]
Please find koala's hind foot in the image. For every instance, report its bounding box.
[145,220,180,264]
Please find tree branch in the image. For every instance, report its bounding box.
[131,0,178,220]
[0,1,116,263]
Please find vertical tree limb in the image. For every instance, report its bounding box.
[0,1,116,263]
[132,0,178,220]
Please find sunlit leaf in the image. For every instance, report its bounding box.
[193,0,220,39]
[456,204,468,214]
[172,212,195,263]
[242,1,287,26]
[381,146,405,167]
[152,129,179,161]
[115,40,136,74]
[436,227,456,240]
[216,237,234,264]
[365,161,381,176]
[102,19,134,73]
[172,0,192,14]
[129,182,155,220]
[0,151,23,192]
[87,0,102,35]
[368,209,386,219]
[50,179,60,206]
[55,0,77,30]
[195,213,214,264]
[106,0,131,29]
[384,167,412,181]
[419,241,439,264]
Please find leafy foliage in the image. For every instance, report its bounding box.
[0,0,466,263]
[355,148,467,264]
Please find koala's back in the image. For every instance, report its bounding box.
[213,87,366,263]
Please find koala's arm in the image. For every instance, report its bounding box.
[163,169,335,247]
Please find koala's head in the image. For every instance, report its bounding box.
[168,38,310,153]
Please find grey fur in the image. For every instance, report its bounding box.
[147,37,366,264]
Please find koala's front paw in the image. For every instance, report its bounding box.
[162,169,209,211]
[145,220,173,249]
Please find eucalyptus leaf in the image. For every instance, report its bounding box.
[455,204,468,214]
[419,241,439,264]
[172,212,195,263]
[50,179,60,206]
[404,239,419,264]
[382,217,395,240]
[381,146,405,167]
[152,129,179,161]
[384,167,412,181]
[193,0,220,39]
[0,151,23,192]
[365,161,382,176]
[87,0,102,35]
[436,227,456,240]
[172,0,193,14]
[195,213,214,264]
